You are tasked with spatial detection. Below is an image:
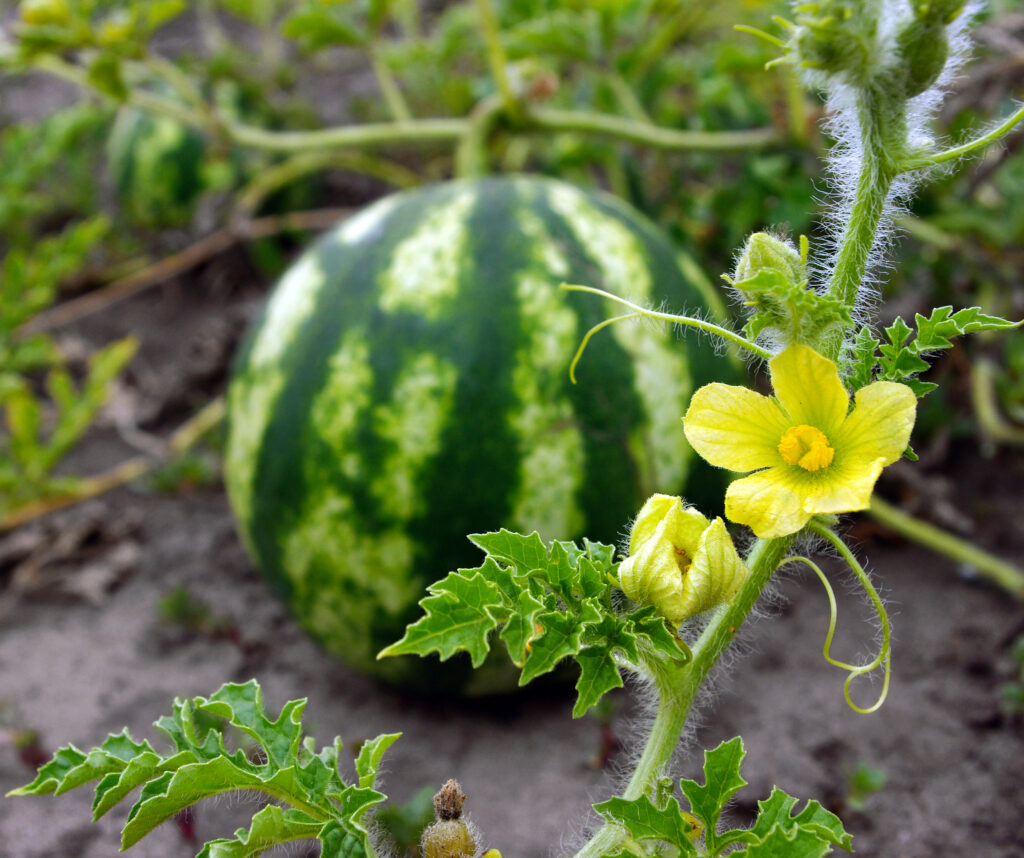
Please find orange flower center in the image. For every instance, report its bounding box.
[778,424,835,471]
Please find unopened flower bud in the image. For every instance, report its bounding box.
[733,232,805,288]
[895,19,948,97]
[618,495,748,625]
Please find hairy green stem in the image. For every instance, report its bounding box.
[573,536,792,858]
[825,89,901,316]
[868,495,1024,600]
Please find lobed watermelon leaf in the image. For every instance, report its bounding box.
[845,306,1019,396]
[379,530,691,717]
[594,737,852,857]
[7,680,397,857]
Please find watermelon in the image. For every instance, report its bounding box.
[225,175,729,692]
[107,106,207,227]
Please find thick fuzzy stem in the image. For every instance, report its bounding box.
[825,86,904,319]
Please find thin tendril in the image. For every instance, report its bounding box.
[777,544,891,714]
[569,313,642,383]
[733,25,787,48]
[560,282,772,360]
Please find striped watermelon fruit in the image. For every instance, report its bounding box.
[107,106,207,227]
[225,176,728,692]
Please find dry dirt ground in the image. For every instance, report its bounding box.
[0,253,1023,858]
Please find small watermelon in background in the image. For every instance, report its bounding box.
[106,106,208,227]
[225,175,732,693]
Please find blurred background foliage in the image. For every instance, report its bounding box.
[0,0,1021,518]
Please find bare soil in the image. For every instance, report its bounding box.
[1,249,1023,858]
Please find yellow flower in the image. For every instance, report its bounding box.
[682,344,916,539]
[619,494,749,625]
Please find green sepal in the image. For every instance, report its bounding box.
[593,794,700,855]
[735,267,852,348]
[679,737,747,851]
[382,531,682,717]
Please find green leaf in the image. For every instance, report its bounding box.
[121,757,320,848]
[521,606,592,684]
[851,306,1019,397]
[378,570,503,667]
[355,733,401,789]
[679,737,747,851]
[318,820,371,858]
[499,587,547,666]
[729,787,852,852]
[196,805,325,858]
[385,530,660,716]
[884,316,914,349]
[8,680,394,857]
[593,795,699,855]
[468,529,549,574]
[85,54,127,101]
[628,607,692,667]
[574,646,624,718]
[281,9,367,51]
[730,823,835,857]
[197,681,305,769]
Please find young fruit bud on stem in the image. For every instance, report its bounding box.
[422,780,479,858]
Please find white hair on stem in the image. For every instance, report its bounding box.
[801,0,981,326]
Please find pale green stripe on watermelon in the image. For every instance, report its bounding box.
[308,327,373,482]
[370,351,459,520]
[283,492,419,621]
[546,182,693,496]
[507,207,585,538]
[377,189,475,319]
[226,197,402,540]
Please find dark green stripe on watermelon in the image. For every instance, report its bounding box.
[225,176,736,694]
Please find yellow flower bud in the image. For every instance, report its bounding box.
[619,494,749,625]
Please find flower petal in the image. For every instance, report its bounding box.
[724,467,814,538]
[628,494,709,555]
[833,381,916,467]
[769,344,849,433]
[683,518,749,615]
[683,383,790,472]
[628,494,679,553]
[802,457,884,515]
[619,521,687,625]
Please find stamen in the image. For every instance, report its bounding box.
[778,424,835,471]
